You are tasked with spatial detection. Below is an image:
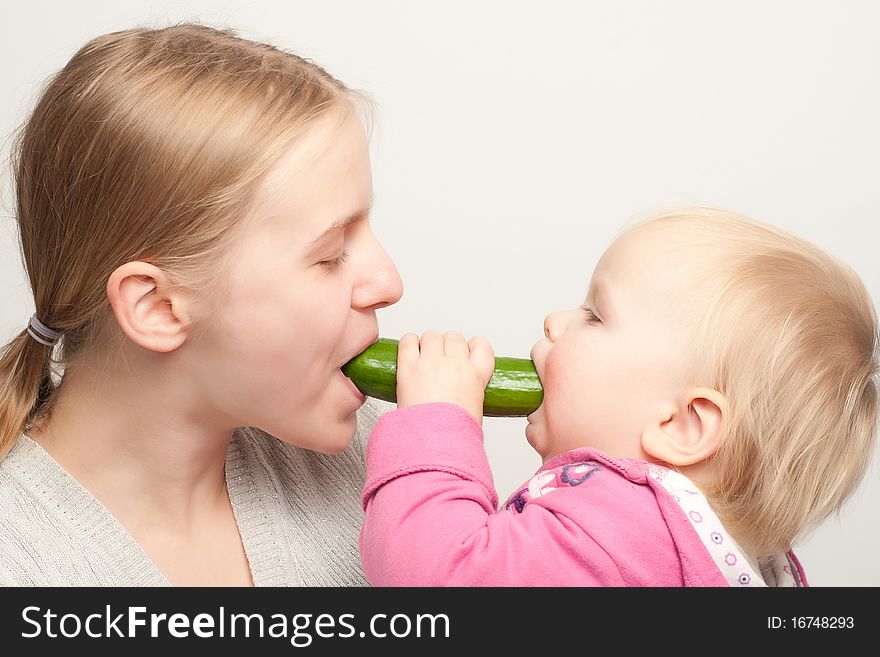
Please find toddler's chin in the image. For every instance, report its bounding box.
[524,421,545,458]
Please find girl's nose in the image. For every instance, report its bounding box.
[352,232,404,310]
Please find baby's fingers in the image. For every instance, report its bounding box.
[467,336,495,386]
[397,332,420,369]
[419,330,443,358]
[443,331,469,359]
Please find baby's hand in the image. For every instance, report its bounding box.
[396,330,495,425]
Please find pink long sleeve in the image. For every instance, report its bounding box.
[359,403,644,586]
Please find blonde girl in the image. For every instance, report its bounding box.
[0,23,402,586]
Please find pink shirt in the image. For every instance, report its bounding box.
[360,403,806,587]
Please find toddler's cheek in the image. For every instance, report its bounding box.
[529,339,551,378]
[543,346,575,394]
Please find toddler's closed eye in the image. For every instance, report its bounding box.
[582,307,601,324]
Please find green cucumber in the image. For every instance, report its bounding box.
[341,337,544,417]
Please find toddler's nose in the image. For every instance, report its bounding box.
[543,311,562,342]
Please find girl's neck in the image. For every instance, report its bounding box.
[26,361,235,535]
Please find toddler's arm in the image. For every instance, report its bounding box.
[360,402,623,585]
[359,331,622,586]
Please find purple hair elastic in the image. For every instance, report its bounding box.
[27,313,62,347]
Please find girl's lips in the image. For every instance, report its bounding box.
[337,368,366,402]
[341,333,380,369]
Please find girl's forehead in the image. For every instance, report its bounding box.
[248,112,371,236]
[257,122,352,202]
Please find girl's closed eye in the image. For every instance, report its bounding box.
[319,249,348,271]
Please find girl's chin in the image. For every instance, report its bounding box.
[272,406,359,454]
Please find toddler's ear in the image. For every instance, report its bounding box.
[106,261,192,353]
[640,388,726,467]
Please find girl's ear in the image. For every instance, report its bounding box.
[641,387,726,467]
[106,261,192,353]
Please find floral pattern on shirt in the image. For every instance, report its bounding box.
[503,461,602,514]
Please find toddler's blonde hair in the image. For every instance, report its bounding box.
[0,23,365,457]
[636,208,878,563]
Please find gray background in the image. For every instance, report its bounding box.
[2,1,878,585]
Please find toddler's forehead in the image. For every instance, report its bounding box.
[600,223,715,296]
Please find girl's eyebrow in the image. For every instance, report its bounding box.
[309,212,360,246]
[306,199,374,251]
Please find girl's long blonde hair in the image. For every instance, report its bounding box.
[1,23,363,457]
[639,208,878,562]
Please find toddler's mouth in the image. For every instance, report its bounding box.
[526,405,542,424]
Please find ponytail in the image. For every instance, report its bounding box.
[0,328,58,458]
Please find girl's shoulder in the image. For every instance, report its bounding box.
[0,435,61,514]
[0,473,80,586]
[0,436,164,586]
